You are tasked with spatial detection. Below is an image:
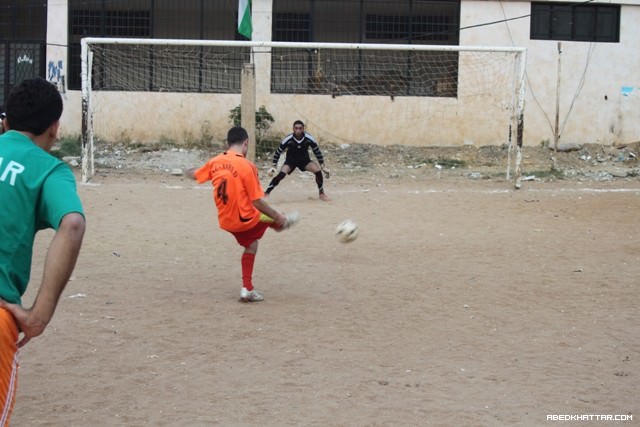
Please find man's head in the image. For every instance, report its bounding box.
[227,126,249,156]
[5,78,63,137]
[293,120,304,138]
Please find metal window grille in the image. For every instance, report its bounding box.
[71,1,463,96]
[364,15,452,41]
[68,0,238,90]
[270,1,459,96]
[530,2,620,43]
[0,0,46,40]
[0,0,46,107]
[87,43,248,93]
[271,47,458,97]
[273,13,311,42]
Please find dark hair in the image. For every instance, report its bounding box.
[293,120,304,128]
[227,126,248,146]
[5,78,62,136]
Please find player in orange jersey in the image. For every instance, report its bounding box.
[187,127,299,302]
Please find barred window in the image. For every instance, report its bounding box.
[68,0,239,91]
[365,14,452,41]
[0,0,47,107]
[412,14,452,42]
[365,15,409,40]
[0,0,46,40]
[530,2,620,43]
[70,9,102,36]
[271,47,459,98]
[271,0,460,97]
[70,9,151,37]
[104,11,151,37]
[273,13,311,42]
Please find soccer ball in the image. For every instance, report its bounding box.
[335,219,359,243]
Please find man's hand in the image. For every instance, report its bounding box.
[267,167,277,177]
[5,212,86,348]
[321,165,330,179]
[274,212,288,228]
[185,167,198,180]
[0,300,45,348]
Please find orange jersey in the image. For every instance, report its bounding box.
[194,151,265,232]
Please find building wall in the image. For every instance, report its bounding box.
[49,0,640,147]
[46,1,67,95]
[462,1,640,147]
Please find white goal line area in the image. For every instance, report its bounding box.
[80,37,527,187]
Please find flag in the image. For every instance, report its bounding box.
[238,0,252,39]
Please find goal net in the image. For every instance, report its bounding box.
[80,38,526,185]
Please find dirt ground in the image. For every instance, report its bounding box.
[11,143,640,426]
[89,139,640,183]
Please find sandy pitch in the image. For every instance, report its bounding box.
[14,170,639,426]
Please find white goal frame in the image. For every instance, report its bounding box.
[81,37,526,187]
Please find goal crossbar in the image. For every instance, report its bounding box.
[82,37,526,53]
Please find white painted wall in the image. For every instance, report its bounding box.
[50,0,640,148]
[46,1,69,107]
[461,1,640,146]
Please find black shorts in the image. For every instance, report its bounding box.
[284,159,312,173]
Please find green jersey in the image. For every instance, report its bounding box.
[0,130,84,304]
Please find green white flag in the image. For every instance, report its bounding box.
[238,0,252,39]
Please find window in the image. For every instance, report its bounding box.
[272,0,459,44]
[366,15,410,40]
[530,2,620,43]
[0,0,47,107]
[67,0,239,91]
[70,9,151,37]
[0,0,46,40]
[68,6,152,90]
[271,1,460,97]
[273,13,311,42]
[365,14,452,42]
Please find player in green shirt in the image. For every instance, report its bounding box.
[0,78,85,425]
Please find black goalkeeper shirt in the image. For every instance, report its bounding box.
[272,132,324,168]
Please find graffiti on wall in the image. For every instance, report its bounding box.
[47,60,65,93]
[14,51,35,83]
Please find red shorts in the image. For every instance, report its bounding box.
[0,308,19,426]
[231,215,282,248]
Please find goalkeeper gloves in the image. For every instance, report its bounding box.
[321,164,330,179]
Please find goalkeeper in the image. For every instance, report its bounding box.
[265,120,330,201]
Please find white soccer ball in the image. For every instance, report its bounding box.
[335,219,359,243]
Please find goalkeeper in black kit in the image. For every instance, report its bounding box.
[265,120,330,201]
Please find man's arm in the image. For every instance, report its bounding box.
[185,167,198,180]
[253,198,287,227]
[308,137,330,178]
[268,140,288,177]
[0,212,85,347]
[272,137,290,167]
[307,135,325,164]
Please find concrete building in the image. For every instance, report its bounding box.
[1,0,638,148]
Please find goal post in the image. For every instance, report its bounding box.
[80,37,526,186]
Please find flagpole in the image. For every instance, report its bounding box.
[238,0,256,160]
